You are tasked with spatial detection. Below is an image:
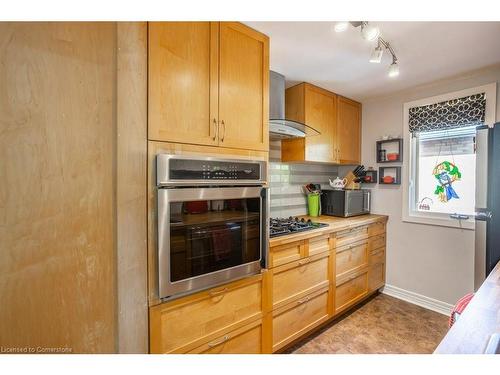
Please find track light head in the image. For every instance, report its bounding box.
[333,22,349,33]
[361,22,380,41]
[388,61,400,78]
[369,44,384,63]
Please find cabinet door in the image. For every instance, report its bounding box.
[148,22,218,145]
[304,85,337,163]
[218,22,269,151]
[337,96,361,164]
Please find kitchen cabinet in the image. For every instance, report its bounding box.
[148,22,269,152]
[187,318,263,354]
[270,252,330,309]
[336,239,369,279]
[149,274,263,354]
[272,286,331,352]
[335,270,369,315]
[217,22,269,151]
[281,83,362,165]
[282,83,338,163]
[337,96,362,164]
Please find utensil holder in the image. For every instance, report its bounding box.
[307,193,320,217]
[344,171,360,190]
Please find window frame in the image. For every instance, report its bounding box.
[402,83,497,230]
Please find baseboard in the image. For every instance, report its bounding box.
[382,284,454,316]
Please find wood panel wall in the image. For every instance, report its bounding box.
[116,22,149,353]
[0,22,148,353]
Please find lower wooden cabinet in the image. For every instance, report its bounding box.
[149,275,263,353]
[335,225,369,248]
[336,239,368,279]
[368,262,385,292]
[148,217,388,354]
[335,270,368,315]
[269,239,305,268]
[187,318,263,354]
[271,252,330,309]
[272,287,331,352]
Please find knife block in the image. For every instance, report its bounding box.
[344,171,360,190]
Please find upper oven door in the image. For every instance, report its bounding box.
[157,186,267,300]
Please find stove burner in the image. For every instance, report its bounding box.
[269,216,328,238]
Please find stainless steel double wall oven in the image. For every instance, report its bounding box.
[156,154,268,300]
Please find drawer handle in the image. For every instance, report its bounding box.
[298,258,310,266]
[209,287,228,297]
[207,334,230,348]
[297,296,310,305]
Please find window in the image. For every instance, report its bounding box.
[402,83,497,229]
[413,126,476,216]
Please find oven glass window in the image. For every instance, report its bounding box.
[169,198,261,282]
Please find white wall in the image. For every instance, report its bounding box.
[361,64,500,305]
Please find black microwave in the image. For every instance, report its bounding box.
[321,189,371,217]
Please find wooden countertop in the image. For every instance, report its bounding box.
[434,261,500,354]
[269,214,388,247]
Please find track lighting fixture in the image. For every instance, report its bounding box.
[334,21,400,78]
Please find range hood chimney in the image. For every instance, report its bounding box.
[269,71,320,140]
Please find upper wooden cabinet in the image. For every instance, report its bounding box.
[281,83,361,165]
[337,96,362,164]
[218,23,269,151]
[282,83,337,163]
[148,22,269,152]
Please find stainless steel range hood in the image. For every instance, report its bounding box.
[269,71,320,140]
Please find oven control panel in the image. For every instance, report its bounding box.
[163,157,264,182]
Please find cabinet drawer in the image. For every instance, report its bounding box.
[188,319,262,354]
[269,240,305,268]
[335,271,368,314]
[368,221,386,237]
[272,287,330,352]
[368,263,385,292]
[272,252,330,308]
[370,248,385,265]
[336,240,368,278]
[149,275,262,353]
[308,234,331,256]
[335,225,368,247]
[368,234,386,252]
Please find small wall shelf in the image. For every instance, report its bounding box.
[376,138,403,163]
[360,169,378,184]
[379,166,401,185]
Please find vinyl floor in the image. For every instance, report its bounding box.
[285,293,450,354]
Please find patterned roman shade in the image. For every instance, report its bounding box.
[409,93,486,133]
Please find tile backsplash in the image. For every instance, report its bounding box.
[269,141,340,218]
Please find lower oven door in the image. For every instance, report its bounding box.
[157,186,268,300]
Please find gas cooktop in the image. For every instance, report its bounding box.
[269,217,328,238]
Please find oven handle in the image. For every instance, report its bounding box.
[260,186,269,270]
[161,186,265,201]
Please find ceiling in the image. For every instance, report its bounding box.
[245,22,500,101]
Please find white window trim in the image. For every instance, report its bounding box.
[402,83,497,230]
